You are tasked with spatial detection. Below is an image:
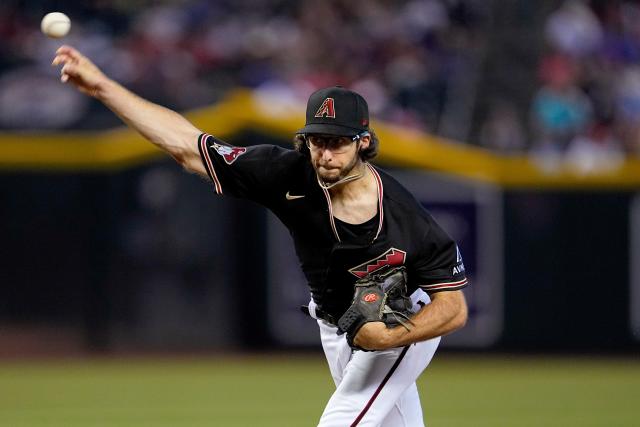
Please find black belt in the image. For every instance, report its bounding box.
[300,305,337,325]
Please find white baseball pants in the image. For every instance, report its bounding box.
[310,290,440,427]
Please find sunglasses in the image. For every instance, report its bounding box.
[305,133,368,154]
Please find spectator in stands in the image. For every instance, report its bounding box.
[530,53,593,153]
[545,0,603,59]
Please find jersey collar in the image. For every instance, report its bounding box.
[320,163,384,243]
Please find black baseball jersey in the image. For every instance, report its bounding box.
[197,133,468,320]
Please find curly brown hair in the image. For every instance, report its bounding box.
[293,130,379,161]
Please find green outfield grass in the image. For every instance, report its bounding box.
[1,354,638,426]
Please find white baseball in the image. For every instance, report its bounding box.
[41,12,71,38]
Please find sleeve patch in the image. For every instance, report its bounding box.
[452,262,465,276]
[453,245,465,275]
[211,142,247,164]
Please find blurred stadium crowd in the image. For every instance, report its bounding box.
[527,0,640,172]
[1,0,640,166]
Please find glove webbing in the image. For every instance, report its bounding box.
[382,306,414,332]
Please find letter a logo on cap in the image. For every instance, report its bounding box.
[314,97,336,118]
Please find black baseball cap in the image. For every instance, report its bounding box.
[297,86,369,137]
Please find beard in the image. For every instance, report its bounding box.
[315,153,361,184]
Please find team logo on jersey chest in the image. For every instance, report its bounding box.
[211,142,246,164]
[348,248,407,278]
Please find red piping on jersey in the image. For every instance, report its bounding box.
[321,163,384,243]
[350,345,410,426]
[320,185,341,242]
[200,134,223,195]
[367,164,384,241]
[424,278,468,291]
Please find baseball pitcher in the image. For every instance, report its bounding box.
[53,45,468,427]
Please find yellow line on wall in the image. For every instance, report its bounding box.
[1,89,639,189]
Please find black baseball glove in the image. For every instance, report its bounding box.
[337,265,414,350]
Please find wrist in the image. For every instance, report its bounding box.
[387,324,410,348]
[94,77,117,101]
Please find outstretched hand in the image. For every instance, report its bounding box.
[52,45,108,98]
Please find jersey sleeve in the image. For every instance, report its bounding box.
[197,133,293,203]
[413,218,468,293]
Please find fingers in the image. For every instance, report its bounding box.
[52,45,103,96]
[60,63,78,83]
[56,45,82,60]
[52,53,73,66]
[52,45,84,67]
[53,46,83,83]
